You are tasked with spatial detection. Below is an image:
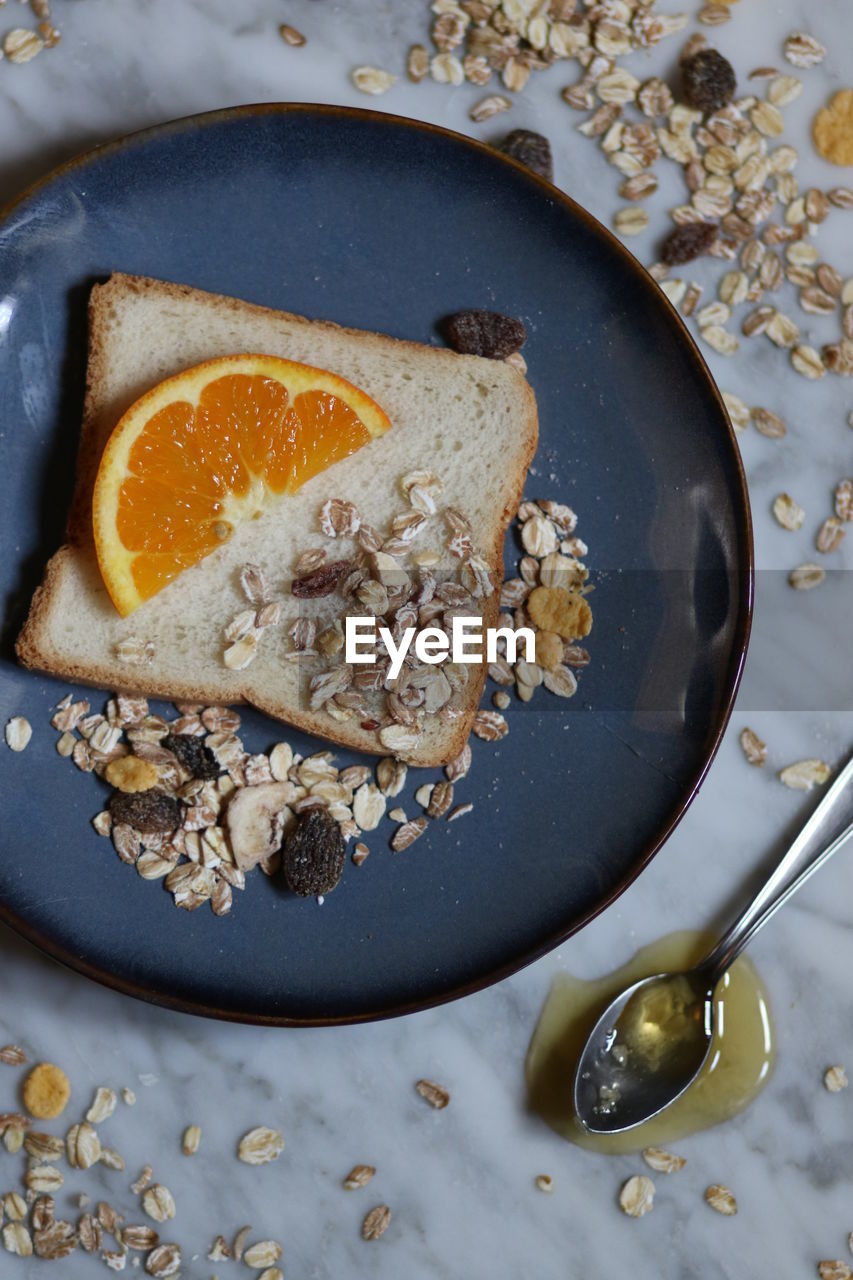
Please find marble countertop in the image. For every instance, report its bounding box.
[2,1,853,1275]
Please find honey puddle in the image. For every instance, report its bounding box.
[525,931,775,1154]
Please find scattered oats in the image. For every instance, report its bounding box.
[780,758,832,790]
[447,802,473,822]
[614,207,649,235]
[238,1126,284,1166]
[352,66,396,95]
[407,43,429,82]
[752,407,787,439]
[739,727,767,767]
[415,1078,449,1109]
[824,1065,848,1092]
[817,517,846,554]
[353,783,386,831]
[100,1146,125,1171]
[521,515,559,557]
[0,1043,27,1066]
[722,392,750,432]
[835,480,853,523]
[818,1264,852,1280]
[768,75,803,107]
[789,563,826,590]
[472,709,508,741]
[470,93,511,123]
[704,1183,738,1215]
[391,817,428,851]
[344,1164,376,1190]
[702,325,739,355]
[145,1243,181,1277]
[223,631,258,670]
[791,345,826,379]
[115,637,155,666]
[378,724,420,755]
[5,716,32,751]
[784,31,826,68]
[2,27,43,62]
[208,1236,230,1261]
[698,3,730,25]
[751,101,784,138]
[121,1224,159,1251]
[642,1147,686,1174]
[142,1185,175,1223]
[56,730,76,757]
[233,1226,252,1260]
[445,742,471,782]
[3,1191,28,1220]
[3,1125,24,1152]
[535,1174,554,1193]
[3,1223,33,1256]
[181,1124,201,1156]
[493,689,511,710]
[279,23,305,47]
[24,1129,65,1160]
[362,1204,391,1241]
[26,1165,64,1193]
[772,493,805,531]
[619,1174,655,1217]
[432,51,464,85]
[122,1088,136,1107]
[243,1240,283,1268]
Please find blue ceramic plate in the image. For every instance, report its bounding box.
[0,105,751,1024]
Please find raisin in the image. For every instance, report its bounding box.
[681,49,736,114]
[661,221,717,266]
[109,788,182,834]
[498,128,554,181]
[162,733,221,780]
[292,559,355,598]
[283,809,346,896]
[443,310,527,360]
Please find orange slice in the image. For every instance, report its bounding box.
[92,354,390,615]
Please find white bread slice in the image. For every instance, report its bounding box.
[17,274,538,766]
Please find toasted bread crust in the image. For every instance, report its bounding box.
[16,274,538,766]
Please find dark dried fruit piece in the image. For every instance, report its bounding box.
[443,310,526,360]
[108,789,181,834]
[681,49,736,114]
[661,221,717,266]
[292,559,355,599]
[498,129,554,181]
[283,809,346,896]
[162,733,221,780]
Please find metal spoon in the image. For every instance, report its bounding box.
[573,753,853,1134]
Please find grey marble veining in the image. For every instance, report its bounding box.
[2,0,853,1275]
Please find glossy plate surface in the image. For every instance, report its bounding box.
[0,105,751,1024]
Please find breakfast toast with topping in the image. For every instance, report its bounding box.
[17,274,538,765]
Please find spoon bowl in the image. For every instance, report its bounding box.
[573,970,715,1134]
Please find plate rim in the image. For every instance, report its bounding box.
[0,101,754,1026]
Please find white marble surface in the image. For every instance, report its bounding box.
[2,1,853,1275]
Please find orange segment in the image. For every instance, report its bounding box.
[92,354,390,616]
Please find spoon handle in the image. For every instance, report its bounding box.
[699,752,853,986]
